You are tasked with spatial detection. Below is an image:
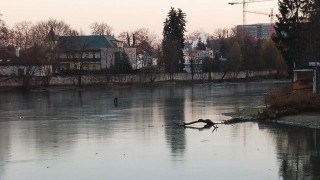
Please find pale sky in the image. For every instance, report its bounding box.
[1,0,278,38]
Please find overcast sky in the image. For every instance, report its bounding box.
[1,0,278,37]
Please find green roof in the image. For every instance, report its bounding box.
[58,35,120,51]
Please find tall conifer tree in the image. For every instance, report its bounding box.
[307,0,320,59]
[273,0,310,72]
[162,7,186,74]
[0,12,8,46]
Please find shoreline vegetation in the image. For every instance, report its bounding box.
[224,86,320,129]
[263,86,320,129]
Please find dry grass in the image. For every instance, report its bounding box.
[266,86,320,112]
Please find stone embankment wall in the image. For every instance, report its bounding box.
[0,70,280,87]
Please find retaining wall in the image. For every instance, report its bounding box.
[0,70,280,88]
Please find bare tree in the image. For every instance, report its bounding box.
[117,31,135,47]
[32,19,78,86]
[186,30,209,42]
[10,21,33,49]
[186,31,201,43]
[0,12,9,46]
[117,28,156,48]
[134,28,156,47]
[90,22,113,36]
[214,28,229,39]
[31,19,78,46]
[19,44,47,89]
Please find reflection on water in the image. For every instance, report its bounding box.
[1,80,319,179]
[163,86,186,158]
[259,123,320,180]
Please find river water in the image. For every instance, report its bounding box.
[0,80,319,180]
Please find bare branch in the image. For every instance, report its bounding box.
[90,22,113,36]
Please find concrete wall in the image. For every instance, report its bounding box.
[0,65,52,76]
[0,70,280,88]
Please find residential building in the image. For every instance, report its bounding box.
[134,46,154,70]
[0,46,52,76]
[183,48,214,73]
[57,35,136,72]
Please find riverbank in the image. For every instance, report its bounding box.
[225,103,320,129]
[0,70,285,91]
[224,107,320,129]
[0,76,287,92]
[262,86,320,128]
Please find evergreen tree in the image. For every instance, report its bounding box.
[306,0,320,60]
[162,7,186,75]
[196,37,206,50]
[0,12,8,46]
[109,52,132,74]
[273,0,310,72]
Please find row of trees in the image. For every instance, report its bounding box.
[0,18,157,53]
[0,12,152,85]
[0,6,291,86]
[160,7,287,79]
[209,31,286,73]
[191,35,287,80]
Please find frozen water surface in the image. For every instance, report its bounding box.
[0,80,320,180]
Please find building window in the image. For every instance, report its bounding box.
[92,65,96,70]
[92,53,96,59]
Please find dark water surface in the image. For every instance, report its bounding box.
[0,81,319,180]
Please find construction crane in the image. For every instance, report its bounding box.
[228,0,273,28]
[245,8,276,36]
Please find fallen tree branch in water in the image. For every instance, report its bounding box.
[184,119,217,127]
[175,117,251,131]
[174,119,220,132]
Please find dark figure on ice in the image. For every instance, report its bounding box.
[114,97,118,106]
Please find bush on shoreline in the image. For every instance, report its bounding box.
[264,86,320,119]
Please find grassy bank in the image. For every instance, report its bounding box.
[264,86,320,119]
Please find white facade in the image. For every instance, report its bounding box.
[183,49,214,73]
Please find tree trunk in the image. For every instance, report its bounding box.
[208,72,212,82]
